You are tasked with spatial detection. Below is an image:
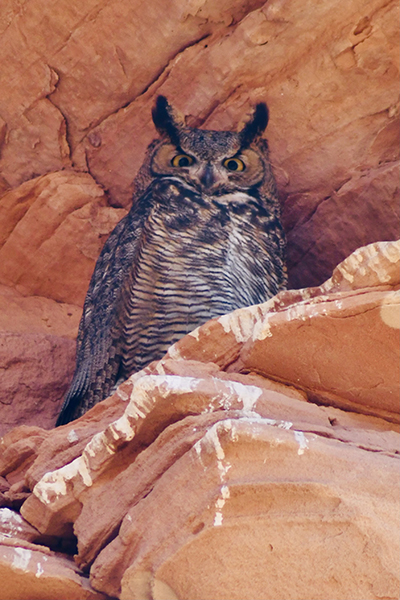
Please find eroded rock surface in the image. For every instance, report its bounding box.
[0,241,398,600]
[0,0,398,292]
[0,171,125,306]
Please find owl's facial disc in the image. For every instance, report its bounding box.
[151,143,264,194]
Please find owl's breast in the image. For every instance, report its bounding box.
[119,178,285,374]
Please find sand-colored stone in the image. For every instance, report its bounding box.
[0,426,50,485]
[0,2,398,598]
[0,240,397,599]
[91,418,399,600]
[0,333,76,436]
[0,284,81,436]
[0,171,126,306]
[0,0,398,290]
[0,540,108,600]
[0,508,42,544]
[0,285,81,339]
[322,238,400,292]
[165,240,400,422]
[19,367,399,590]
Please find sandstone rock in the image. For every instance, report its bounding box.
[0,426,49,486]
[0,0,266,186]
[166,240,400,422]
[0,0,398,291]
[0,540,109,600]
[0,240,397,599]
[321,238,400,292]
[20,369,399,588]
[0,2,399,597]
[0,333,76,436]
[0,508,42,544]
[284,162,400,287]
[0,284,81,438]
[0,285,81,339]
[90,418,399,600]
[0,171,126,306]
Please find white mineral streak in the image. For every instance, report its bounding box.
[213,512,223,527]
[87,375,200,461]
[194,421,233,527]
[253,301,313,340]
[33,375,204,508]
[380,290,400,329]
[363,240,400,283]
[212,424,231,527]
[78,455,93,487]
[300,288,312,300]
[116,388,130,402]
[218,305,263,343]
[383,239,400,263]
[33,453,93,504]
[67,429,79,443]
[226,381,262,414]
[0,508,24,537]
[188,326,201,341]
[253,316,273,340]
[86,432,116,458]
[34,463,73,503]
[294,431,309,455]
[326,240,400,290]
[198,418,300,525]
[231,415,293,432]
[0,508,24,528]
[167,343,182,360]
[336,263,355,283]
[155,362,166,375]
[12,547,31,571]
[278,420,294,430]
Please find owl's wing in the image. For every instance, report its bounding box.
[56,204,147,426]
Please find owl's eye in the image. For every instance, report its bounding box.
[223,157,245,172]
[171,154,194,168]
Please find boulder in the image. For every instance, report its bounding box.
[0,540,109,600]
[0,285,80,340]
[0,333,76,436]
[92,418,399,600]
[0,171,126,306]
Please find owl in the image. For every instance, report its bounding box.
[56,96,287,425]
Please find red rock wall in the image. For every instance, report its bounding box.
[0,0,398,294]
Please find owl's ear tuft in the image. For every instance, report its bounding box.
[152,96,181,146]
[239,102,269,148]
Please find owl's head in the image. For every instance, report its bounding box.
[149,96,274,197]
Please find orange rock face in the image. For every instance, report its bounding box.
[0,0,398,293]
[0,0,399,598]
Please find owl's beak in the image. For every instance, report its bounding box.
[198,164,215,190]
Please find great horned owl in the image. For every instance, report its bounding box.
[56,96,287,425]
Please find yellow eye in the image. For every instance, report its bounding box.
[223,157,245,172]
[171,154,194,167]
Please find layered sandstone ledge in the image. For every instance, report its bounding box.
[0,240,399,600]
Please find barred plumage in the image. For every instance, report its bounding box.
[56,96,287,425]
